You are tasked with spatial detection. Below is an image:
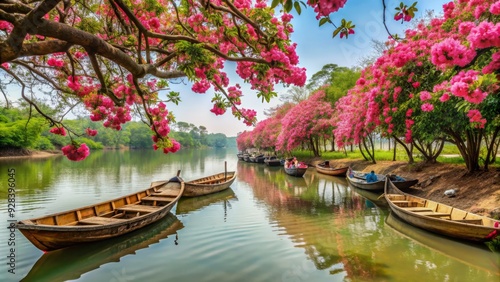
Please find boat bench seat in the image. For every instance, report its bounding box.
[142,196,176,202]
[418,211,451,218]
[403,207,433,212]
[116,204,160,213]
[79,216,125,225]
[392,200,410,207]
[452,219,483,225]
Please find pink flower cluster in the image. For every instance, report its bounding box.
[86,128,98,136]
[467,109,487,128]
[449,70,487,104]
[309,0,347,19]
[210,103,226,115]
[149,102,171,137]
[430,38,476,69]
[62,143,90,161]
[47,57,65,68]
[49,127,67,136]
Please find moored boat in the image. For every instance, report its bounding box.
[284,158,308,177]
[384,177,500,243]
[16,175,185,251]
[346,167,385,191]
[264,156,282,166]
[346,167,418,191]
[183,171,236,197]
[315,161,349,177]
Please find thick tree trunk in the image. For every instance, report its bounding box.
[393,136,414,164]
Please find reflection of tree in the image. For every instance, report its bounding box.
[237,161,388,280]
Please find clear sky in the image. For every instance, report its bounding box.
[165,0,451,137]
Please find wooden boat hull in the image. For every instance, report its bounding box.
[347,168,418,191]
[183,171,236,197]
[16,177,185,251]
[264,157,282,166]
[384,177,500,242]
[316,165,349,176]
[284,166,308,177]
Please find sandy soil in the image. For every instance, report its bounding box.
[310,158,500,218]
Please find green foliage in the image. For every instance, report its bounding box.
[33,136,55,150]
[0,118,45,148]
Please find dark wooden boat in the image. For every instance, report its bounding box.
[183,171,236,197]
[264,156,282,166]
[384,177,500,242]
[346,167,385,191]
[16,175,185,251]
[346,167,418,191]
[315,161,349,176]
[255,155,266,163]
[22,213,183,281]
[284,164,308,177]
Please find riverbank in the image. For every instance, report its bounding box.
[0,148,61,159]
[309,158,500,218]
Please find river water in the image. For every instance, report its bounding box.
[0,149,498,281]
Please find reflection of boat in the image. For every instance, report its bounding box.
[385,213,500,276]
[351,186,387,207]
[176,188,237,214]
[316,161,348,177]
[385,177,500,242]
[22,213,183,282]
[17,176,184,251]
[183,171,236,197]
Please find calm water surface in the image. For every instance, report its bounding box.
[0,149,498,282]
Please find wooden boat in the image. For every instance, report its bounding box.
[22,213,183,281]
[315,161,349,177]
[264,156,282,166]
[384,177,500,242]
[346,167,418,191]
[16,175,185,251]
[283,159,308,177]
[183,171,236,197]
[346,167,385,191]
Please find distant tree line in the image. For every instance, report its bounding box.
[0,106,233,152]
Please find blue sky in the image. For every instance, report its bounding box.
[167,0,452,137]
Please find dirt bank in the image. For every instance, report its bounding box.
[310,158,500,218]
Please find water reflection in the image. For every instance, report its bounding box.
[22,213,183,282]
[386,212,500,276]
[176,188,238,215]
[237,160,499,281]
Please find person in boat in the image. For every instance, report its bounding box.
[365,171,378,183]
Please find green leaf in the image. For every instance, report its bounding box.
[284,0,293,12]
[271,0,281,9]
[294,1,302,15]
[319,17,329,27]
[333,27,342,38]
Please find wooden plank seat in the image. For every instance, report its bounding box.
[79,216,126,225]
[392,200,410,207]
[116,204,160,213]
[141,196,176,202]
[152,190,179,197]
[403,207,433,212]
[418,211,451,218]
[452,219,483,225]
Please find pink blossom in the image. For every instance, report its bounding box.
[49,127,66,136]
[431,38,476,69]
[62,143,90,161]
[467,109,487,128]
[491,1,500,14]
[419,91,432,101]
[86,128,98,136]
[421,103,434,112]
[47,57,65,68]
[439,93,450,102]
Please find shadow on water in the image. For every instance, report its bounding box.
[21,213,183,282]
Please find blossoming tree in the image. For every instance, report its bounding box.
[333,0,500,173]
[0,0,311,160]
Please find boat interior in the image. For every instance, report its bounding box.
[386,193,497,226]
[27,182,181,227]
